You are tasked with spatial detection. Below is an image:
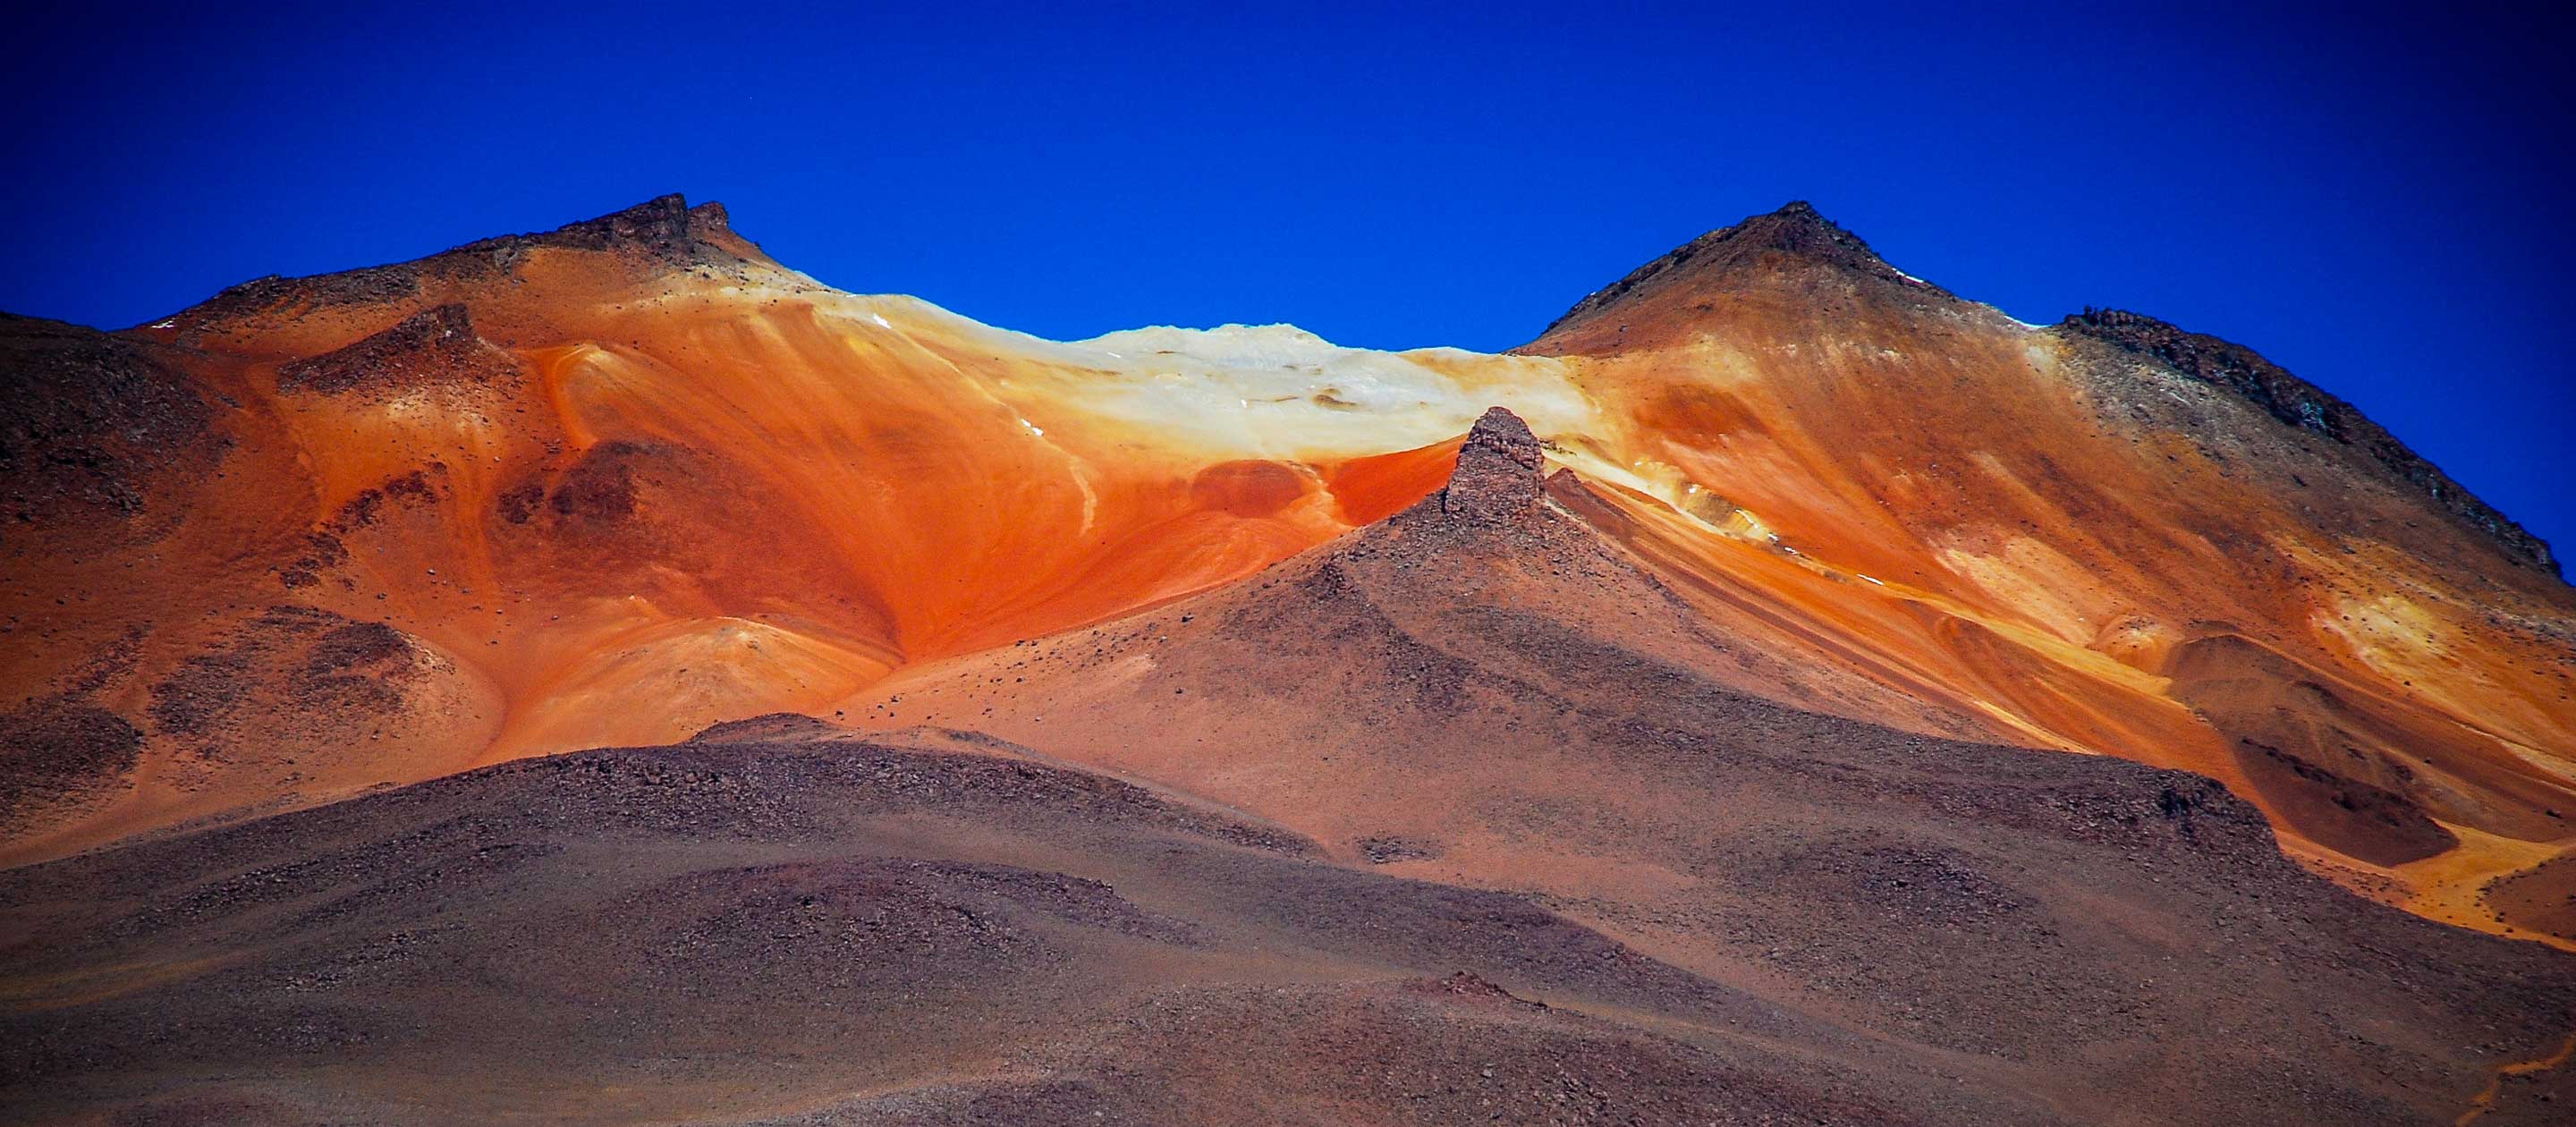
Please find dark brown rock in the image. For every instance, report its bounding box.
[1440,406,1542,522]
[275,303,520,394]
[2060,307,2555,576]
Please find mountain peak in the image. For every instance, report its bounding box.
[1724,199,1879,265]
[1521,200,1942,354]
[1439,407,1544,522]
[448,192,711,258]
[165,194,764,338]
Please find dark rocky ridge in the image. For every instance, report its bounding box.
[165,194,753,335]
[2060,307,2557,576]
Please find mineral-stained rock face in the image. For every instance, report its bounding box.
[0,193,2570,965]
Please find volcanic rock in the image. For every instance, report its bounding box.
[1438,406,1544,521]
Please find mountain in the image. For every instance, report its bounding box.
[3,197,2572,1123]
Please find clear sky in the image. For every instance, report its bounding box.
[6,2,2571,564]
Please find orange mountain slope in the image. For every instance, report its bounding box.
[2,196,2569,945]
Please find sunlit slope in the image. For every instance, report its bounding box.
[1520,202,2576,937]
[0,199,1581,861]
[3,196,2570,944]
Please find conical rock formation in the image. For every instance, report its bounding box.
[1438,406,1543,522]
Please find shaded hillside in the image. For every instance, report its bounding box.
[0,730,2057,1126]
[2060,307,2555,575]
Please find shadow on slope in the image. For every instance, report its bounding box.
[836,408,2576,1126]
[4,726,2025,1126]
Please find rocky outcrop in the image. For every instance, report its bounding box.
[0,696,141,823]
[2061,308,2556,576]
[1439,407,1543,522]
[0,314,214,525]
[275,303,521,394]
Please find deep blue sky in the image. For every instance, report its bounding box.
[6,2,2572,562]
